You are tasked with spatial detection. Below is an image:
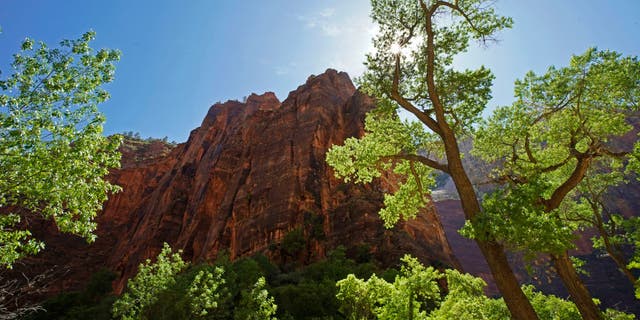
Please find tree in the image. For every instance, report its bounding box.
[335,255,616,319]
[0,31,121,267]
[0,265,61,319]
[326,1,539,318]
[428,270,510,320]
[112,245,280,320]
[576,166,640,297]
[591,209,640,298]
[472,48,640,318]
[112,243,188,320]
[187,267,226,318]
[234,277,278,320]
[335,274,378,320]
[336,255,443,320]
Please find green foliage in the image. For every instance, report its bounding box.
[234,277,278,320]
[335,274,378,320]
[0,31,121,267]
[271,246,381,319]
[429,270,509,320]
[471,48,640,261]
[120,131,177,146]
[0,214,42,266]
[109,245,285,320]
[27,251,635,319]
[336,255,448,320]
[460,179,577,255]
[121,131,142,139]
[593,213,640,295]
[327,2,525,315]
[620,222,640,291]
[475,48,638,169]
[112,243,188,319]
[468,48,640,317]
[272,279,339,319]
[325,0,512,257]
[520,285,581,320]
[360,0,511,132]
[84,268,118,301]
[327,108,436,227]
[337,256,486,320]
[330,0,639,317]
[603,308,637,320]
[187,267,225,317]
[629,138,640,175]
[337,256,633,320]
[281,228,306,256]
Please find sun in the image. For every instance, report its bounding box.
[390,43,402,55]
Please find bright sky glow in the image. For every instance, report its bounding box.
[1,1,638,142]
[390,43,402,55]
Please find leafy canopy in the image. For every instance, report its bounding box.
[187,267,226,317]
[112,243,189,320]
[361,0,512,134]
[469,48,640,255]
[234,277,278,320]
[326,106,436,227]
[335,255,631,319]
[112,244,278,320]
[0,31,121,267]
[336,255,443,320]
[327,0,512,228]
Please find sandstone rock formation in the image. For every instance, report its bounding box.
[12,69,458,296]
[104,69,458,292]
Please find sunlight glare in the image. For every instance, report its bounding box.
[390,43,402,55]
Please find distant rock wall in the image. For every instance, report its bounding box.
[13,69,458,296]
[103,69,458,292]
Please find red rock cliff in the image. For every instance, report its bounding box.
[12,69,458,296]
[104,69,458,291]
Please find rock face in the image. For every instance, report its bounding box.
[14,69,457,296]
[103,69,458,291]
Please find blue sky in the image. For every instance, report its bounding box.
[1,1,639,142]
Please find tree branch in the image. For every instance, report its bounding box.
[538,155,573,173]
[544,156,592,211]
[419,1,449,135]
[380,153,449,174]
[409,160,429,204]
[435,1,488,42]
[524,134,537,163]
[391,53,443,136]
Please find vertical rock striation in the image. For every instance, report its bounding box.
[12,69,458,296]
[103,69,457,291]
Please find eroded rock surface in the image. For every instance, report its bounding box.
[13,69,458,296]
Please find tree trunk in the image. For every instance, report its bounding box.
[447,150,539,320]
[551,252,602,320]
[593,208,638,287]
[476,239,539,320]
[603,246,638,287]
[538,157,602,319]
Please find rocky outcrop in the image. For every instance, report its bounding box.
[102,69,457,292]
[12,69,458,297]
